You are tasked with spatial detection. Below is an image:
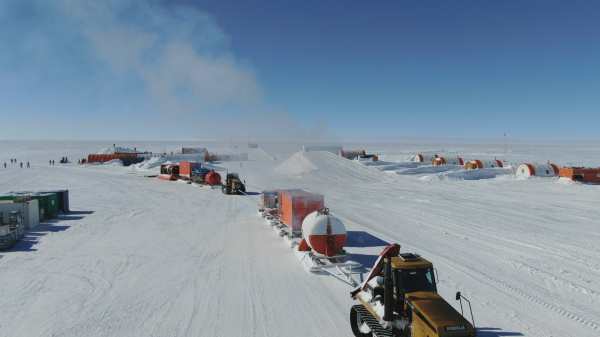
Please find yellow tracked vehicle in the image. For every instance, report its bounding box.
[222,173,246,195]
[350,244,476,337]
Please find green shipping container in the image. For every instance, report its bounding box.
[0,193,29,203]
[30,193,59,220]
[0,194,17,201]
[36,189,69,213]
[44,193,59,219]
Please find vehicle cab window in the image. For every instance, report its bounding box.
[398,267,436,293]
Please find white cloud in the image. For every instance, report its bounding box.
[0,0,326,140]
[59,0,262,116]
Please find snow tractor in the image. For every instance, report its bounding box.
[350,244,476,337]
[222,173,246,195]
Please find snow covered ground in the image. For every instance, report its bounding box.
[0,140,599,337]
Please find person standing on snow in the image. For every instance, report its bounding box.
[20,162,23,168]
[26,162,30,168]
[3,162,6,168]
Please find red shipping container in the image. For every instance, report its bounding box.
[279,190,324,233]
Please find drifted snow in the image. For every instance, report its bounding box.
[132,156,167,170]
[275,151,318,176]
[0,141,599,337]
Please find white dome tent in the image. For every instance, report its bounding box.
[412,153,437,163]
[464,159,504,170]
[432,156,464,166]
[516,163,560,178]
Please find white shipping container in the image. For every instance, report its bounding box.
[0,200,39,229]
[25,199,40,229]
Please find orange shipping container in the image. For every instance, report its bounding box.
[279,190,324,233]
[559,167,600,184]
[179,161,202,179]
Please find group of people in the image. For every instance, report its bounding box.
[3,159,30,168]
[3,157,71,168]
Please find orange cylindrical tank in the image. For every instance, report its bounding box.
[204,170,222,185]
[301,209,346,257]
[279,190,325,232]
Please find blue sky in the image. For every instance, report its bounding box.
[1,0,599,140]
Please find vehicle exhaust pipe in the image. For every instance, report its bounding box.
[383,257,393,322]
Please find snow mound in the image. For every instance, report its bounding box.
[394,164,458,175]
[275,151,318,176]
[557,177,577,185]
[86,159,123,166]
[103,159,123,166]
[441,167,513,180]
[248,148,276,161]
[134,156,167,170]
[275,151,384,184]
[377,153,416,162]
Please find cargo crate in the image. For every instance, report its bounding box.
[278,190,324,233]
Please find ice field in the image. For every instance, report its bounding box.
[0,140,599,337]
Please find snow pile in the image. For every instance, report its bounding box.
[103,159,123,166]
[133,156,168,170]
[275,150,383,183]
[396,164,462,175]
[375,153,415,162]
[275,151,318,176]
[247,148,276,161]
[442,167,513,180]
[86,159,123,166]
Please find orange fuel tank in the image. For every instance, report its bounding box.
[204,170,222,185]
